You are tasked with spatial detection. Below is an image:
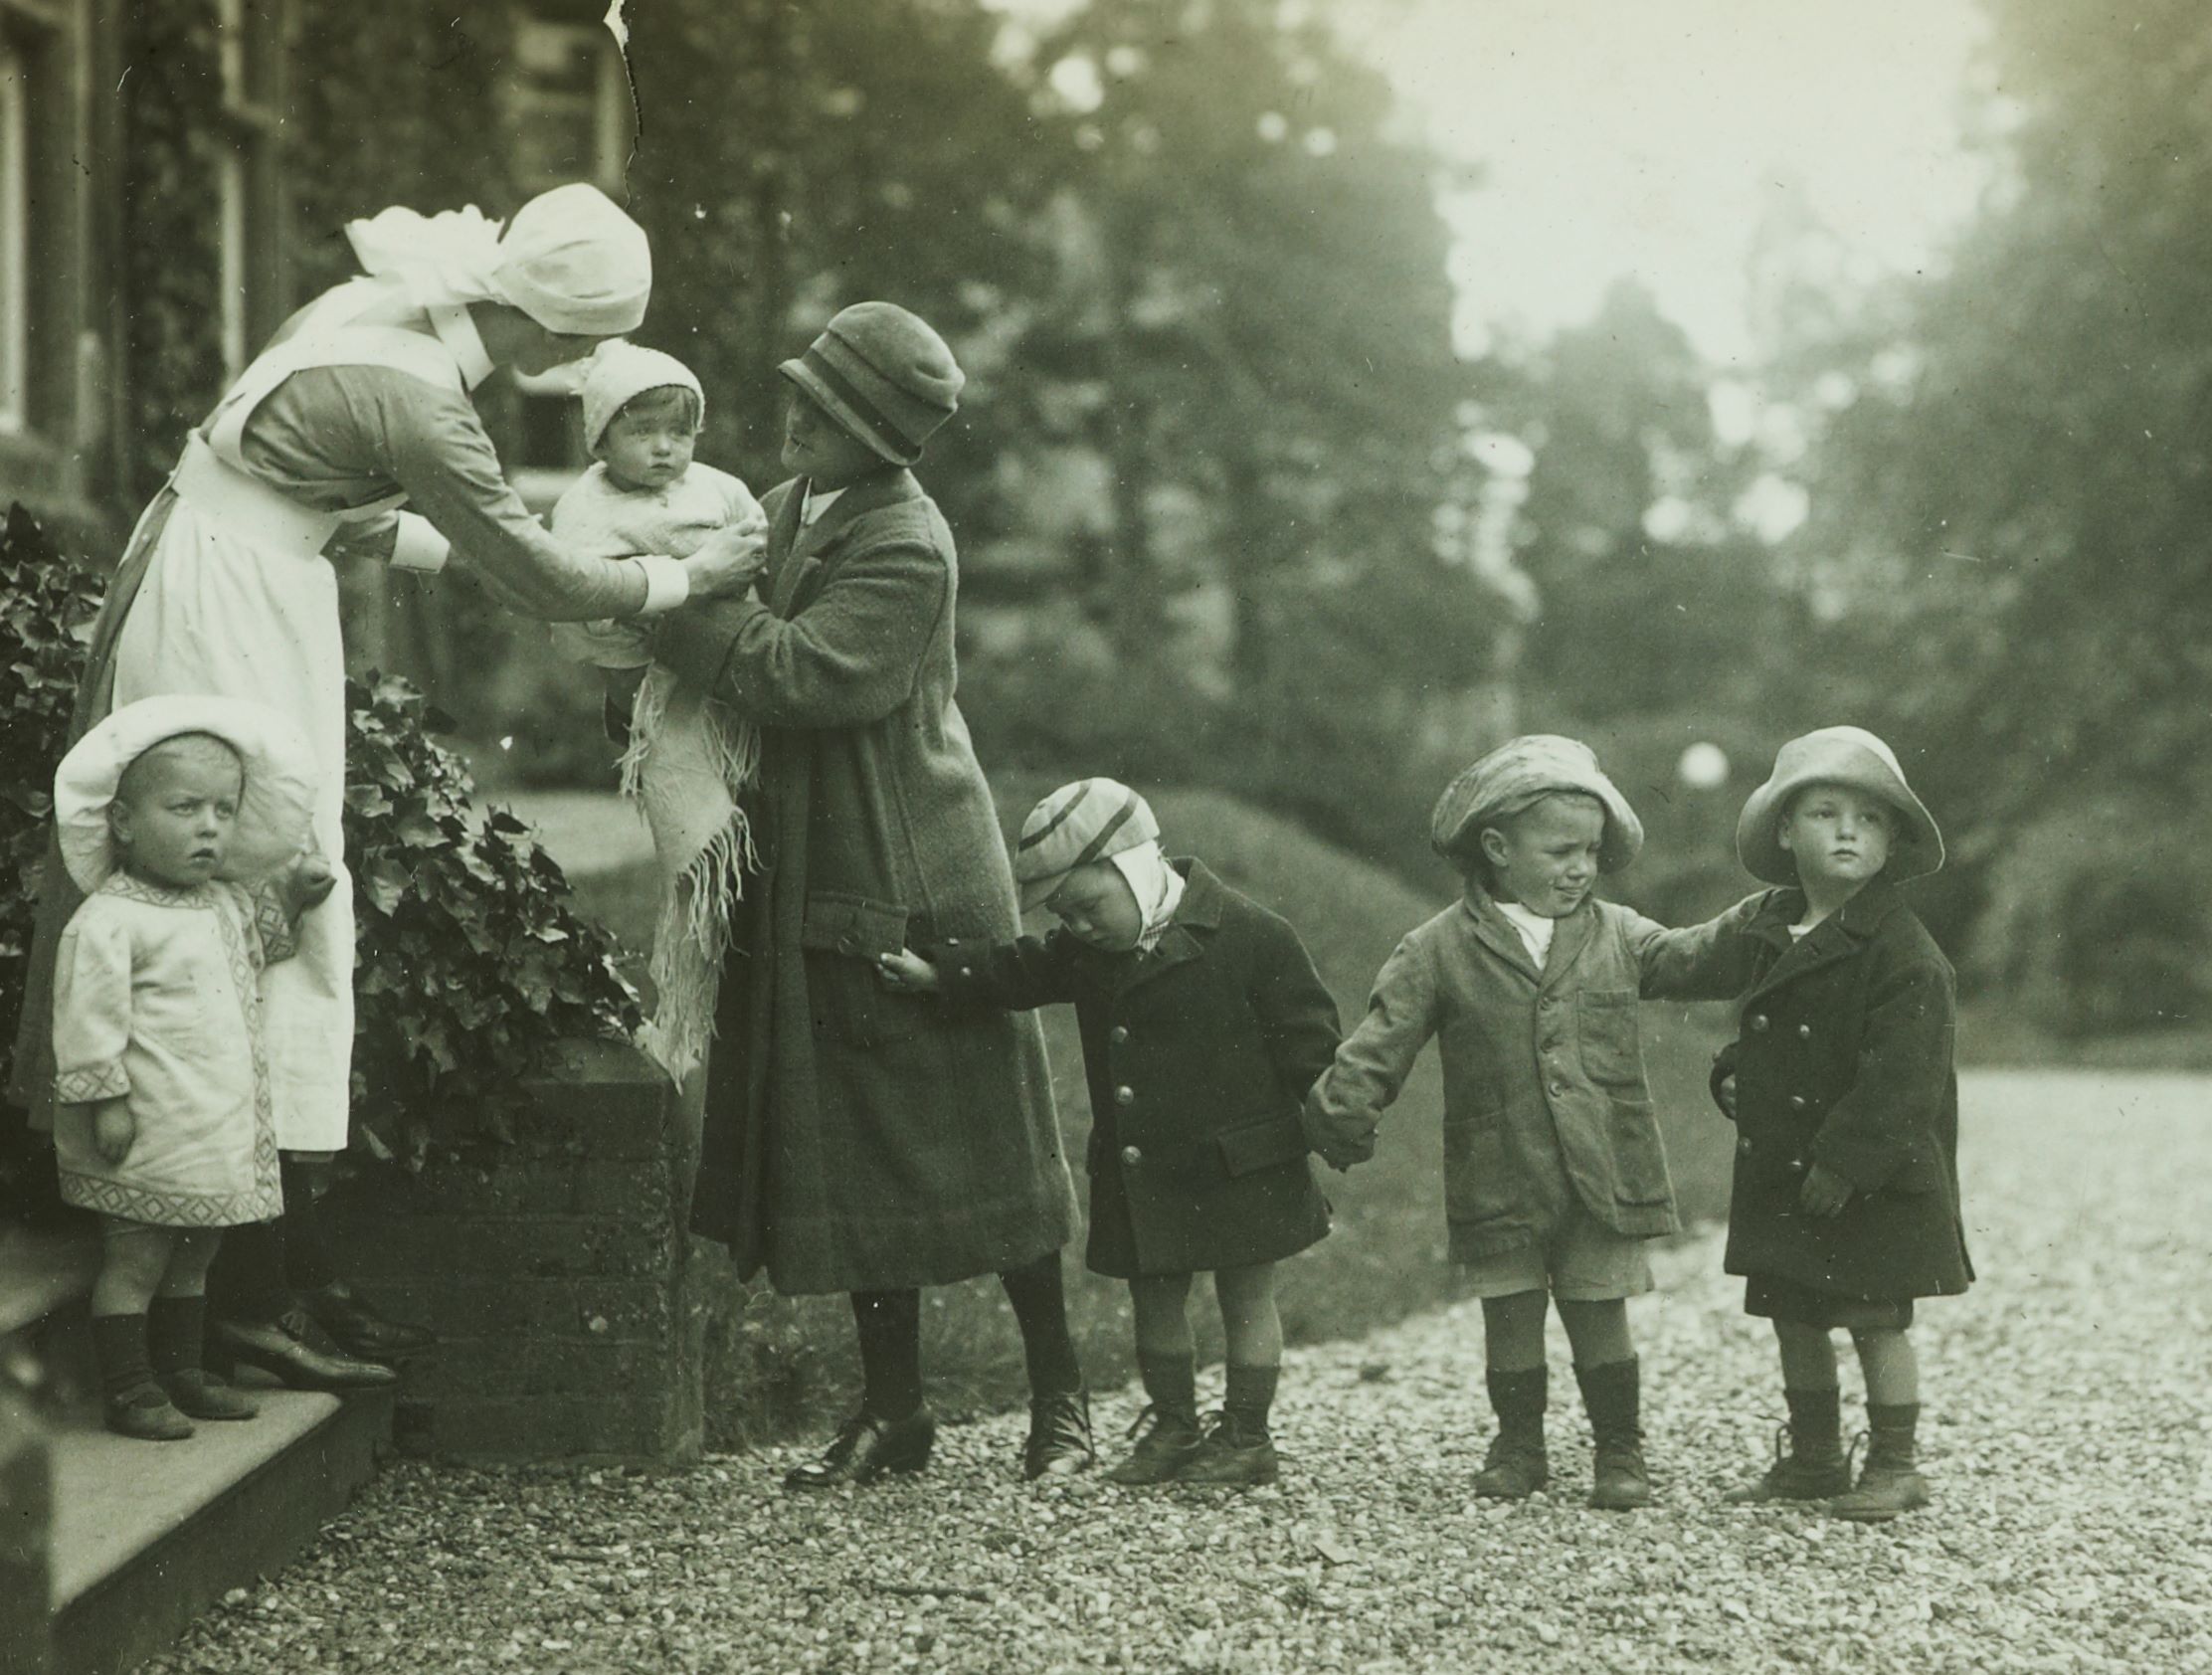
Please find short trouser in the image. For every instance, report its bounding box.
[1744,1274,1914,1331]
[1455,1200,1653,1303]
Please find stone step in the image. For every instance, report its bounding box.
[48,1380,391,1675]
[2,1222,391,1675]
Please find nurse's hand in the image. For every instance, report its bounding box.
[681,523,769,602]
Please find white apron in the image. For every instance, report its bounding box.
[111,286,464,1151]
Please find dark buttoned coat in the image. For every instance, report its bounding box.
[1642,881,1973,1302]
[932,860,1339,1278]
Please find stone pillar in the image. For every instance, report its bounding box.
[0,1383,53,1675]
[325,1038,703,1463]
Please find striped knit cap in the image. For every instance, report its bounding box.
[779,301,963,467]
[1014,779,1161,912]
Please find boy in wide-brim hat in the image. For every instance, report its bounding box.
[1637,725,1973,1522]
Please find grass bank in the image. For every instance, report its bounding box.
[549,785,1735,1448]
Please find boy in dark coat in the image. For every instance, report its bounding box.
[1639,727,1972,1521]
[882,779,1341,1487]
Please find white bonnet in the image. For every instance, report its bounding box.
[578,341,705,451]
[54,697,320,892]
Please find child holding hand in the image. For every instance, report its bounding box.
[881,779,1340,1486]
[550,342,768,1078]
[49,697,332,1439]
[1638,727,1972,1521]
[1304,736,1693,1511]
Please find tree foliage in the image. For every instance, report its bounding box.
[1785,0,2212,843]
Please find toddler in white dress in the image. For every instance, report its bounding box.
[50,696,332,1438]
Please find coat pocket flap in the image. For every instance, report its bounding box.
[800,892,910,961]
[1215,1117,1309,1178]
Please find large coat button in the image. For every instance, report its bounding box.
[1120,1144,1142,1166]
[1115,1085,1135,1106]
[1796,1024,1812,1040]
[1751,1014,1770,1032]
[1788,1094,1807,1110]
[1738,1137,1753,1156]
[1110,1025,1130,1044]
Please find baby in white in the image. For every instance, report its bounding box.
[552,343,766,1080]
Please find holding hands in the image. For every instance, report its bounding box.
[877,948,940,994]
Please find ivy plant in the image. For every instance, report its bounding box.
[0,506,641,1171]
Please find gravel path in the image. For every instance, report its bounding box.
[147,1069,2212,1674]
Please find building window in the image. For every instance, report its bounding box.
[505,7,631,196]
[217,0,288,377]
[0,30,28,434]
[503,4,634,486]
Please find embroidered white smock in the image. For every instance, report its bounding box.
[52,876,291,1226]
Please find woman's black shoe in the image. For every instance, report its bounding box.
[210,1309,400,1391]
[783,1407,936,1490]
[1024,1386,1096,1480]
[303,1281,437,1361]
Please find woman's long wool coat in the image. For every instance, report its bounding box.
[658,469,1076,1295]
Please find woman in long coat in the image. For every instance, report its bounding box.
[658,302,1086,1488]
[10,185,761,1387]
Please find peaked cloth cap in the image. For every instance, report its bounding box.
[344,182,650,338]
[1430,734,1644,875]
[578,340,704,452]
[1737,725,1943,885]
[780,301,964,467]
[1015,779,1161,912]
[54,696,320,894]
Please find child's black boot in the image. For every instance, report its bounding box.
[1829,1402,1930,1522]
[1179,1365,1279,1486]
[1473,1366,1548,1499]
[1726,1387,1850,1504]
[1576,1357,1651,1510]
[150,1295,259,1421]
[92,1313,194,1441]
[1107,1352,1203,1484]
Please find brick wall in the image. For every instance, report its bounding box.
[325,1039,703,1463]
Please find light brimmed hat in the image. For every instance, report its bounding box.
[55,697,320,893]
[578,340,704,452]
[1430,734,1644,875]
[779,301,963,467]
[1736,725,1943,885]
[1014,779,1160,912]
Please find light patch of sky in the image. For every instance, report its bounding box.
[1356,0,1992,364]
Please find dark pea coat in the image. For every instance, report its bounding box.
[932,861,1339,1278]
[1642,881,1973,1302]
[656,468,1075,1295]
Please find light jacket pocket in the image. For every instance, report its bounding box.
[1575,989,1642,1087]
